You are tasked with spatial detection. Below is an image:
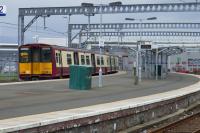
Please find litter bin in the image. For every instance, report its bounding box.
[69,65,92,90]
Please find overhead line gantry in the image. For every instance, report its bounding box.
[18,2,200,47]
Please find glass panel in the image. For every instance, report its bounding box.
[97,56,100,65]
[56,53,60,64]
[41,47,51,62]
[59,53,61,65]
[19,48,30,63]
[86,55,90,65]
[67,54,72,65]
[81,55,85,65]
[32,48,40,62]
[101,57,104,65]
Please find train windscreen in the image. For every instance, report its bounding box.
[41,47,51,62]
[32,48,40,62]
[19,47,31,63]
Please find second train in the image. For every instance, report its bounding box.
[19,43,119,80]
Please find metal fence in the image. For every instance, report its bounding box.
[0,59,18,82]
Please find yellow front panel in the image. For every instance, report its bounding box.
[40,63,52,74]
[19,63,32,75]
[32,63,40,74]
[32,63,52,75]
[19,63,52,75]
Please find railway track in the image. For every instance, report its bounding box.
[150,111,200,133]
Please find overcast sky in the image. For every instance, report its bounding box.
[0,0,199,43]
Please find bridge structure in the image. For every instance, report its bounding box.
[68,23,200,48]
[18,2,200,47]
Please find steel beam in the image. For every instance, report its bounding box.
[18,2,200,46]
[81,31,200,37]
[24,16,39,32]
[155,42,200,44]
[70,23,200,30]
[86,41,200,45]
[68,24,72,47]
[18,16,24,45]
[19,2,200,16]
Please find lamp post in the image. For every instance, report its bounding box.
[125,17,157,83]
[81,3,96,44]
[81,2,122,88]
[99,3,103,87]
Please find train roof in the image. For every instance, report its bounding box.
[20,43,118,57]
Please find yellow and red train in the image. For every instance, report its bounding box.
[19,43,119,80]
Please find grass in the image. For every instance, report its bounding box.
[0,72,18,82]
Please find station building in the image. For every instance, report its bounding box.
[169,47,200,73]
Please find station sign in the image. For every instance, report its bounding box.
[0,5,6,16]
[99,39,104,47]
[140,44,152,50]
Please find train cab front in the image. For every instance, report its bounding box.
[19,46,32,80]
[19,44,53,80]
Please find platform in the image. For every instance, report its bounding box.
[0,72,198,120]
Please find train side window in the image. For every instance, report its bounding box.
[86,55,90,65]
[97,56,100,65]
[101,57,104,65]
[81,55,85,65]
[59,53,62,65]
[56,53,59,64]
[67,54,72,65]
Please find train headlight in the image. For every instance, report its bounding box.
[25,70,30,74]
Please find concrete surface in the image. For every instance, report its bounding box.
[0,72,198,120]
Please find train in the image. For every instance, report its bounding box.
[19,43,119,80]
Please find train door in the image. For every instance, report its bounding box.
[19,47,32,80]
[110,56,112,72]
[31,46,40,78]
[114,57,116,71]
[74,52,79,65]
[60,51,64,77]
[91,54,96,74]
[55,50,62,77]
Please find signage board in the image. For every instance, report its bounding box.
[0,5,6,16]
[99,39,104,47]
[140,44,151,50]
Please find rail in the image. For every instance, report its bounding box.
[151,110,200,133]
